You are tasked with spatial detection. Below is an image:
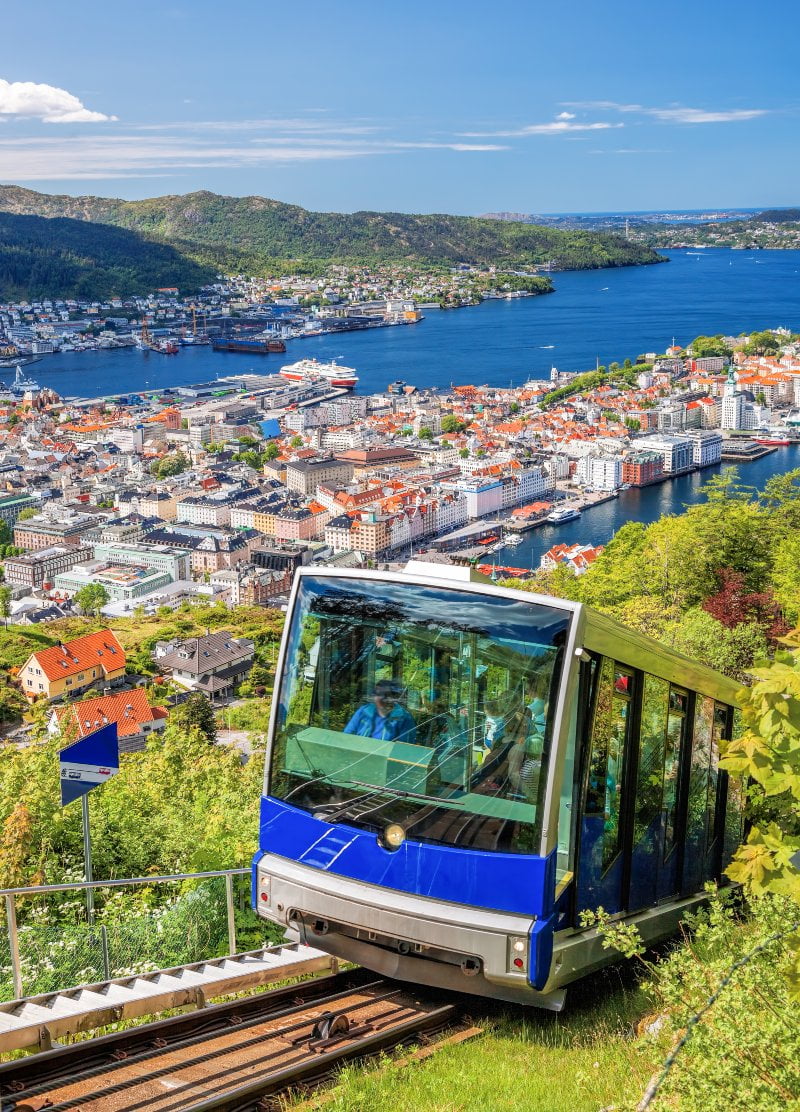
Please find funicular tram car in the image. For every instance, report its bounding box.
[253,563,745,1008]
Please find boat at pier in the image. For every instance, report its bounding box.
[279,358,359,389]
[546,506,582,524]
[752,434,791,446]
[212,335,287,354]
[6,363,41,395]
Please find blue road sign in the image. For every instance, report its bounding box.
[60,723,119,806]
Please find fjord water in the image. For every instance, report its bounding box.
[9,248,800,400]
[490,442,799,571]
[5,247,798,564]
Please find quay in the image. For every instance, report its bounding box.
[720,441,778,462]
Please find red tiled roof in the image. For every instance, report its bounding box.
[54,688,167,739]
[30,630,126,682]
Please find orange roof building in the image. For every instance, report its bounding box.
[19,630,127,701]
[49,688,169,753]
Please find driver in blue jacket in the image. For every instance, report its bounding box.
[345,679,417,744]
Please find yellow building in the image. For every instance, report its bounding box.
[19,630,126,701]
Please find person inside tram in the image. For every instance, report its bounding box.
[417,693,472,786]
[474,689,545,801]
[344,678,417,744]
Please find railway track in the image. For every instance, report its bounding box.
[0,968,467,1111]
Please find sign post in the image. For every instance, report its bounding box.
[60,723,119,926]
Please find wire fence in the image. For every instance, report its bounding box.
[0,871,266,1001]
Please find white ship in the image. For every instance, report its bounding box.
[8,363,41,396]
[279,358,359,389]
[546,506,582,524]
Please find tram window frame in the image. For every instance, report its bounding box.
[663,685,690,862]
[584,658,635,877]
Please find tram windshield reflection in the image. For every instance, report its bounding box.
[268,575,571,855]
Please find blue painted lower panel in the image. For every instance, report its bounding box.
[258,795,555,920]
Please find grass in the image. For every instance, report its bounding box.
[286,968,658,1112]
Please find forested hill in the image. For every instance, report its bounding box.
[0,186,663,297]
[0,211,216,300]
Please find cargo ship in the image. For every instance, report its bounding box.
[279,358,359,389]
[211,336,287,354]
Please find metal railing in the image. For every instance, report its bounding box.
[1,868,250,1001]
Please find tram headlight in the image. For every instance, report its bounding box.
[380,823,406,851]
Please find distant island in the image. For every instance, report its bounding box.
[0,185,663,300]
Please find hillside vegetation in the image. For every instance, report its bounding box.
[0,211,216,300]
[0,185,664,298]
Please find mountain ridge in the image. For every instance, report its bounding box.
[0,185,664,299]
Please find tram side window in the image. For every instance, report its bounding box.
[664,689,689,856]
[585,659,632,873]
[722,706,745,869]
[634,675,669,841]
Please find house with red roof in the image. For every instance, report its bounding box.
[47,688,168,753]
[19,629,126,701]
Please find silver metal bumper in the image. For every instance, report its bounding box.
[255,852,564,1008]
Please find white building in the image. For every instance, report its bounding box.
[684,430,723,467]
[580,456,623,492]
[721,369,745,430]
[637,434,694,473]
[458,479,503,519]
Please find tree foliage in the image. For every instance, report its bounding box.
[171,692,218,744]
[73,583,110,616]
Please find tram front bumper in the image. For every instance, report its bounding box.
[255,852,563,1008]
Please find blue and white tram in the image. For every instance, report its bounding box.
[253,564,745,1008]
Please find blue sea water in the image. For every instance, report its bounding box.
[3,246,798,565]
[4,248,799,401]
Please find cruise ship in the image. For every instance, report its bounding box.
[546,506,582,524]
[279,359,359,389]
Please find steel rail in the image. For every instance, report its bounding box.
[0,969,376,1099]
[17,996,412,1112]
[184,1003,461,1112]
[0,976,461,1112]
[9,983,400,1103]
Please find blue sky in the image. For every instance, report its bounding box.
[1,0,798,213]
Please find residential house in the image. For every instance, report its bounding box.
[153,630,255,700]
[48,688,168,753]
[18,629,126,701]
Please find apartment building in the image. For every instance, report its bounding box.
[637,434,694,473]
[284,457,355,497]
[622,451,664,487]
[3,543,94,589]
[14,511,102,551]
[684,429,724,467]
[0,492,37,529]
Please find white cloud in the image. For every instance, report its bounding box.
[0,78,116,122]
[563,100,766,124]
[555,111,575,120]
[648,107,766,124]
[0,132,507,180]
[463,120,623,137]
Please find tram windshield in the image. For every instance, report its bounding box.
[268,574,571,855]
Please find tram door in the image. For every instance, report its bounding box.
[576,658,635,917]
[628,680,690,909]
